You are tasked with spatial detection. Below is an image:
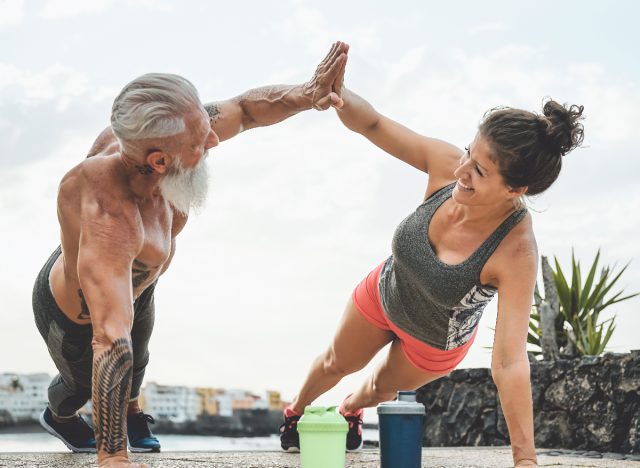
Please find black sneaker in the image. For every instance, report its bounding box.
[39,407,97,453]
[279,409,301,452]
[127,412,161,453]
[343,407,364,452]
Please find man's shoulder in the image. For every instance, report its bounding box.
[59,156,135,216]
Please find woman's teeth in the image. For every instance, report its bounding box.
[458,181,474,192]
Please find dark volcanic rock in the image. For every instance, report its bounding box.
[534,410,574,448]
[416,352,639,454]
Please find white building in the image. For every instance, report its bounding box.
[214,392,233,417]
[140,382,199,423]
[0,373,50,421]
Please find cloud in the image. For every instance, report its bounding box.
[0,62,91,105]
[39,0,113,19]
[0,0,25,28]
[468,22,507,35]
[275,1,379,55]
[0,62,119,167]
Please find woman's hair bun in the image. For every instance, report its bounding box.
[540,99,585,156]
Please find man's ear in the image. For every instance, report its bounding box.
[146,150,170,174]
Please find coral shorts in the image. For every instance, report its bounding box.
[352,262,476,375]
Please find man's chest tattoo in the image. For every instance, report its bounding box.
[77,289,91,320]
[76,261,152,319]
[132,259,151,289]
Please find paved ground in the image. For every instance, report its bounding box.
[1,448,638,467]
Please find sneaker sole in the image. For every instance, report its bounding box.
[281,446,300,453]
[39,410,96,454]
[346,440,364,452]
[128,443,161,453]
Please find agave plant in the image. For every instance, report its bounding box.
[529,250,638,357]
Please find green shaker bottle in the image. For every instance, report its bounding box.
[297,406,348,468]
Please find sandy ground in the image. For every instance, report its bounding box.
[1,448,639,467]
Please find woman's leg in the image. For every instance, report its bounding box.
[342,339,446,412]
[290,296,394,413]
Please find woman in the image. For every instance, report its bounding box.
[280,47,584,468]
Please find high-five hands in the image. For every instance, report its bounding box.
[305,41,349,110]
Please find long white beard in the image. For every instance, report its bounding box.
[159,153,209,216]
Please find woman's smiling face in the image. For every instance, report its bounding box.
[452,132,523,207]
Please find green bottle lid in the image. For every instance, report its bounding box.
[296,406,349,433]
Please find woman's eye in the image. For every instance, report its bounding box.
[475,166,483,176]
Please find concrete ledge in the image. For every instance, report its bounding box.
[0,448,638,467]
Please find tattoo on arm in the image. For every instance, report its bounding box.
[205,103,220,124]
[77,289,90,320]
[131,259,150,289]
[92,337,133,455]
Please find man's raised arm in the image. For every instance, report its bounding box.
[205,41,348,142]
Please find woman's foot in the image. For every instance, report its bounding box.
[340,395,364,451]
[279,406,302,452]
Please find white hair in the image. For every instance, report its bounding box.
[111,73,202,141]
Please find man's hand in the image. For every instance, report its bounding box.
[515,459,538,467]
[304,41,349,110]
[98,457,150,468]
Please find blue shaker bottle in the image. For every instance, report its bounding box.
[377,390,425,468]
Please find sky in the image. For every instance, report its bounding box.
[1,0,639,422]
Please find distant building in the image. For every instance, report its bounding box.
[139,382,199,423]
[0,372,282,424]
[266,390,284,410]
[214,392,233,417]
[195,387,217,415]
[227,389,269,411]
[0,373,49,421]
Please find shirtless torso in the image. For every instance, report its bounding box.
[49,129,186,325]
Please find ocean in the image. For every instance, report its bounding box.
[0,429,379,452]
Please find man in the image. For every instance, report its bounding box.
[33,42,348,468]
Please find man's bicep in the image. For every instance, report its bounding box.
[76,203,141,322]
[204,99,247,142]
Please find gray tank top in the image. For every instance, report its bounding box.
[378,182,527,351]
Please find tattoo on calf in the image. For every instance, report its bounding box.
[92,337,133,455]
[205,103,220,124]
[132,259,150,289]
[77,289,91,320]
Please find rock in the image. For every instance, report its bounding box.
[585,450,603,458]
[545,370,596,411]
[481,408,496,434]
[602,452,626,460]
[496,399,509,440]
[449,368,469,382]
[625,408,640,453]
[416,353,638,453]
[468,368,490,381]
[534,411,574,448]
[424,412,449,446]
[581,399,618,448]
[445,385,483,441]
